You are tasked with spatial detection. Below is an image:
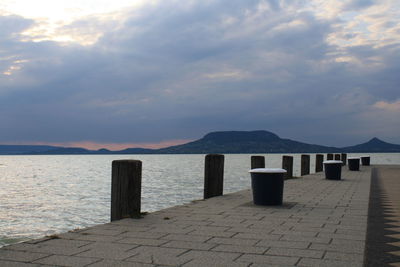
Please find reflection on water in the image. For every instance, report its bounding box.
[0,153,399,246]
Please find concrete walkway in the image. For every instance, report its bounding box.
[0,166,376,266]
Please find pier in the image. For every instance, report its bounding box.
[1,164,400,266]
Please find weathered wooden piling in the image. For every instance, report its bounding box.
[282,156,293,180]
[111,160,142,221]
[315,154,324,172]
[251,156,265,169]
[327,153,334,160]
[341,153,347,165]
[334,154,341,160]
[204,154,224,199]
[301,155,310,176]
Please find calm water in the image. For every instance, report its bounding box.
[1,153,399,247]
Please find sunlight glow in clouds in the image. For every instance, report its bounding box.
[373,100,400,112]
[0,0,141,20]
[2,59,28,76]
[307,0,400,65]
[0,0,149,45]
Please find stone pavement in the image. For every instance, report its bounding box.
[0,165,377,266]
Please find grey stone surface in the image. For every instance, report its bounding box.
[309,242,365,254]
[279,234,331,244]
[324,251,364,262]
[125,246,189,265]
[183,258,250,267]
[160,234,211,242]
[179,250,241,263]
[79,228,125,236]
[186,229,236,238]
[0,260,41,267]
[74,242,138,260]
[233,233,282,240]
[0,166,375,266]
[256,240,310,249]
[117,237,169,246]
[236,254,300,265]
[297,257,363,267]
[265,247,324,259]
[207,237,259,246]
[0,250,49,262]
[119,231,168,239]
[59,232,123,242]
[212,244,267,254]
[88,259,155,267]
[33,255,100,266]
[162,240,216,250]
[3,242,89,256]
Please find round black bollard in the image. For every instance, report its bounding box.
[323,160,343,180]
[361,156,370,166]
[249,168,286,205]
[348,157,360,171]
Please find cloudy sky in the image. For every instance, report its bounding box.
[1,0,399,150]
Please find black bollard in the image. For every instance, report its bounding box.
[341,153,347,166]
[301,155,310,176]
[361,156,370,166]
[251,156,265,169]
[282,156,293,180]
[111,160,142,221]
[348,157,360,171]
[315,154,324,172]
[204,154,224,199]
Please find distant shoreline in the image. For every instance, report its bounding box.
[1,131,400,155]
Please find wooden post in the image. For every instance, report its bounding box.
[315,154,324,172]
[251,156,265,169]
[334,154,341,160]
[327,153,334,160]
[301,154,310,176]
[282,156,293,180]
[341,153,347,166]
[204,154,224,199]
[111,160,142,221]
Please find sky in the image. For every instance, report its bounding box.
[0,0,399,150]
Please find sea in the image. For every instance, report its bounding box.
[1,153,399,247]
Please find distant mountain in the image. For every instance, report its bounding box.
[156,130,340,154]
[342,137,400,152]
[1,131,399,155]
[36,147,92,154]
[117,148,155,154]
[0,145,109,155]
[0,145,59,155]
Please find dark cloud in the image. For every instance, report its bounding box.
[0,0,399,147]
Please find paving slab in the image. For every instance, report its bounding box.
[0,260,41,267]
[2,164,397,266]
[32,255,100,267]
